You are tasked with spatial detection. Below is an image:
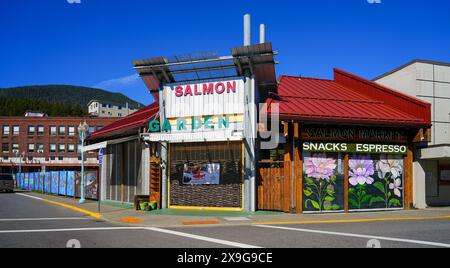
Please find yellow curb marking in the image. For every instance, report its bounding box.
[118,218,144,224]
[253,215,450,226]
[182,220,221,226]
[42,199,102,219]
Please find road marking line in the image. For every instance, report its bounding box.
[256,225,450,248]
[253,215,450,226]
[14,193,102,219]
[0,227,142,234]
[15,193,43,200]
[0,226,261,248]
[145,227,261,248]
[0,218,88,222]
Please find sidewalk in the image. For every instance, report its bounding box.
[22,191,450,228]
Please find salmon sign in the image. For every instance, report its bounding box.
[174,81,238,97]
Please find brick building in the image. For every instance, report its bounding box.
[0,116,118,174]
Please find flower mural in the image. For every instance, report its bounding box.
[348,156,375,209]
[389,178,403,198]
[304,154,337,181]
[349,157,375,186]
[303,154,341,212]
[372,156,403,208]
[376,159,403,180]
[348,155,404,210]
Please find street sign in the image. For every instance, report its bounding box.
[98,148,104,166]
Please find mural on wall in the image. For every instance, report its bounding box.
[34,173,40,191]
[44,172,52,193]
[51,172,59,194]
[67,171,75,197]
[84,171,98,200]
[348,155,404,210]
[303,153,344,212]
[24,173,29,190]
[17,173,23,188]
[59,172,67,196]
[38,173,44,192]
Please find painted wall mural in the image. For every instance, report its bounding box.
[59,172,67,196]
[51,172,59,194]
[84,171,98,200]
[67,171,75,197]
[45,172,52,193]
[303,153,344,212]
[348,155,404,210]
[38,173,44,192]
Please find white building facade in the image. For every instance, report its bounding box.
[375,60,450,207]
[88,100,139,118]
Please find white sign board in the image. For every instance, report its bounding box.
[162,79,245,118]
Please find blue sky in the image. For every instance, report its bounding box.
[1,0,450,105]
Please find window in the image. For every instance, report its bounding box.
[58,144,66,153]
[68,126,75,136]
[59,126,66,135]
[102,103,107,108]
[102,111,105,114]
[13,126,19,135]
[2,143,9,153]
[12,144,19,153]
[28,126,35,135]
[77,144,82,153]
[37,126,45,136]
[28,144,35,153]
[37,143,44,153]
[118,106,122,110]
[50,126,57,136]
[118,113,122,117]
[49,144,56,153]
[58,156,63,161]
[68,144,75,152]
[97,126,103,130]
[2,126,10,136]
[88,126,95,134]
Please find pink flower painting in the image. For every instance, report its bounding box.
[304,154,337,181]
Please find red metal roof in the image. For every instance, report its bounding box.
[89,102,159,140]
[266,69,431,127]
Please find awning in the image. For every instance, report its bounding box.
[83,136,139,152]
[420,145,450,160]
[141,130,243,143]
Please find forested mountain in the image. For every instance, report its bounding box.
[0,85,144,117]
[0,97,86,117]
[0,85,143,109]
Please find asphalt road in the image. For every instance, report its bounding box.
[1,192,450,248]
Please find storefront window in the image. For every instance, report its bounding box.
[302,153,344,212]
[170,142,243,208]
[348,155,404,211]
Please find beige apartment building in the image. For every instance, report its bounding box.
[375,60,450,207]
[88,100,139,118]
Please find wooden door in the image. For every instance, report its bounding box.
[257,162,292,212]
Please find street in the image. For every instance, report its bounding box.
[1,192,450,248]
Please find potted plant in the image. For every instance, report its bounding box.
[149,201,158,211]
[139,201,149,211]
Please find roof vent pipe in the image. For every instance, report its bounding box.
[244,14,251,46]
[259,24,266,44]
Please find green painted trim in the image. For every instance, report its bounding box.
[100,200,134,209]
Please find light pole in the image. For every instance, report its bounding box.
[78,121,89,204]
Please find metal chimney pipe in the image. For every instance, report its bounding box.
[259,24,266,44]
[244,14,251,46]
